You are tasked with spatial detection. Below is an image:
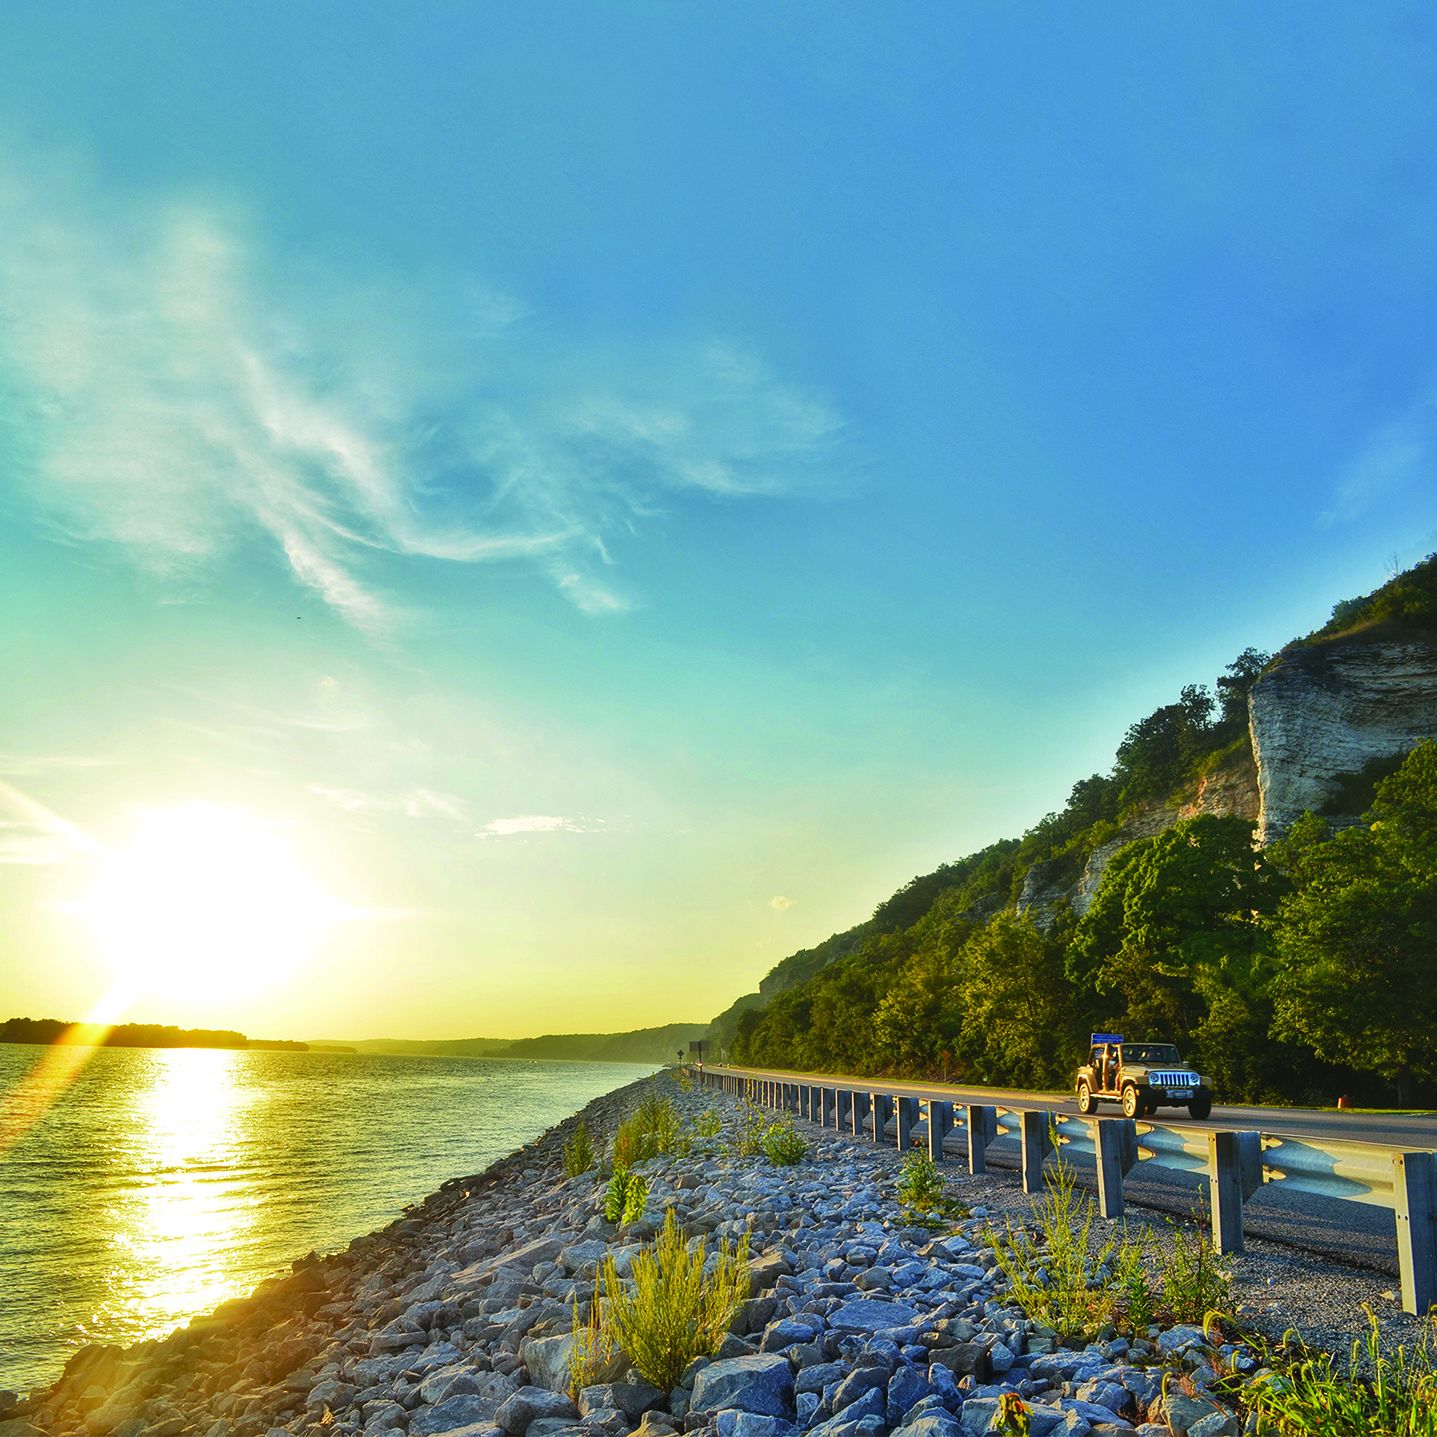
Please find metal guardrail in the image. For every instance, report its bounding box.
[694,1064,1437,1316]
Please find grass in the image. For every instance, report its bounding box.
[594,1207,750,1390]
[1241,1309,1437,1436]
[564,1118,596,1178]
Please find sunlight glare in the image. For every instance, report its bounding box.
[78,804,347,1003]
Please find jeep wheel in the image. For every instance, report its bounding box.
[1140,1099,1158,1118]
[1121,1085,1141,1119]
[1077,1081,1096,1115]
[1188,1094,1213,1120]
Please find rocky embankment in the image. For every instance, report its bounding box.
[0,1077,1386,1437]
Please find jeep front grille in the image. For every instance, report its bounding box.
[1149,1071,1198,1086]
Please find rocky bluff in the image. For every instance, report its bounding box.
[1018,623,1437,923]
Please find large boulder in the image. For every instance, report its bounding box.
[691,1355,795,1418]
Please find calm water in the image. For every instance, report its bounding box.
[0,1045,650,1392]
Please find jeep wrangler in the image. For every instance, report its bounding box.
[1075,1033,1213,1120]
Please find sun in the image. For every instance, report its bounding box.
[78,803,348,1004]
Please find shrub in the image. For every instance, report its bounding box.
[602,1170,649,1226]
[567,1286,614,1398]
[694,1109,723,1140]
[761,1116,807,1166]
[564,1118,596,1178]
[613,1093,689,1172]
[675,1065,692,1093]
[1246,1308,1437,1436]
[597,1207,750,1390]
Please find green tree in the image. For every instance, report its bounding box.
[1268,742,1437,1104]
[955,911,1087,1088]
[1069,815,1280,1091]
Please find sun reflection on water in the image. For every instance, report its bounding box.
[101,1048,259,1338]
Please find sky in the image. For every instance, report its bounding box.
[1,4,1436,1041]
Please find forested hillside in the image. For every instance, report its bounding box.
[726,557,1437,1106]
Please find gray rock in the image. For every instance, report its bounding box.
[690,1355,795,1418]
[828,1299,920,1333]
[496,1388,580,1435]
[577,1383,665,1421]
[886,1365,932,1423]
[760,1317,823,1353]
[892,1416,963,1437]
[713,1415,797,1437]
[413,1393,514,1436]
[1164,1391,1235,1437]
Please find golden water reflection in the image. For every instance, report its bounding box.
[101,1048,259,1339]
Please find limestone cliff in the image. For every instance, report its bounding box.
[1249,630,1437,844]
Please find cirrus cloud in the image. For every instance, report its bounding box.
[0,155,847,635]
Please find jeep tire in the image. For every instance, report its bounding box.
[1188,1094,1213,1120]
[1077,1081,1096,1115]
[1121,1084,1141,1119]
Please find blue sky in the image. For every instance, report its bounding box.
[1,4,1435,1038]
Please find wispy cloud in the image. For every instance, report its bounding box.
[0,822,80,865]
[769,894,795,910]
[477,814,605,838]
[0,157,845,633]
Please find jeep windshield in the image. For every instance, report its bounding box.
[1122,1044,1181,1065]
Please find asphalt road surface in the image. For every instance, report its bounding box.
[706,1065,1437,1276]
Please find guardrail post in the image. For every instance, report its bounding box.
[822,1088,836,1128]
[871,1093,894,1144]
[967,1104,996,1173]
[852,1091,871,1137]
[836,1089,853,1131]
[1095,1118,1136,1219]
[1395,1151,1437,1316]
[1020,1110,1053,1194]
[896,1096,920,1151]
[927,1100,955,1163]
[1209,1131,1246,1253]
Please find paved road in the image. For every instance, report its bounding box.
[706,1065,1437,1276]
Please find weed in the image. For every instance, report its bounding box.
[730,1101,769,1158]
[1111,1227,1159,1331]
[564,1118,596,1178]
[1160,1212,1234,1326]
[603,1169,649,1225]
[1245,1308,1437,1436]
[694,1109,723,1140]
[983,1151,1117,1340]
[761,1116,807,1166]
[995,1392,1031,1436]
[675,1065,692,1093]
[896,1150,966,1224]
[597,1207,751,1390]
[567,1285,615,1398]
